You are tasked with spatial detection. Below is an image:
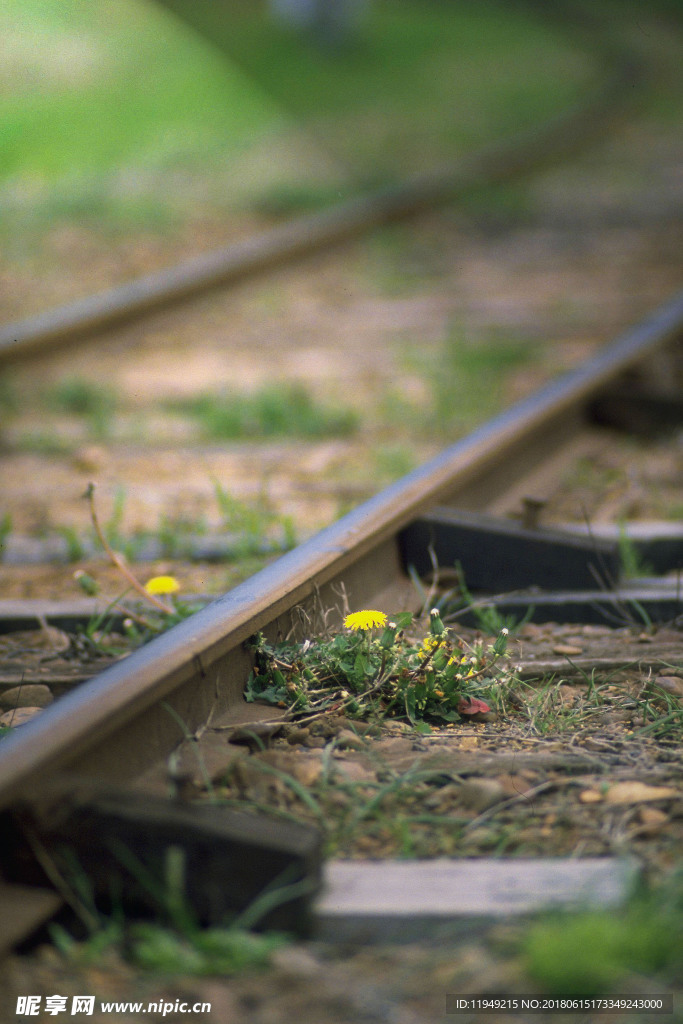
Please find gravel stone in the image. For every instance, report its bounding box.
[458,778,506,812]
[0,684,54,710]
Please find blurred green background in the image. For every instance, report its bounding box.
[1,0,605,244]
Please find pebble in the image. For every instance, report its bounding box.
[309,716,344,738]
[519,623,549,640]
[289,758,324,787]
[304,735,326,749]
[349,720,382,737]
[424,783,460,810]
[271,946,323,978]
[652,676,683,698]
[286,727,310,746]
[71,445,107,472]
[328,759,375,784]
[458,778,506,812]
[335,729,367,751]
[579,625,612,637]
[639,805,668,824]
[229,722,283,746]
[1,628,70,655]
[0,684,54,710]
[373,736,415,757]
[552,644,584,656]
[605,781,678,804]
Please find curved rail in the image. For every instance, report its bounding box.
[0,289,680,809]
[0,23,642,363]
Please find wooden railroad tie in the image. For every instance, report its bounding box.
[2,777,323,937]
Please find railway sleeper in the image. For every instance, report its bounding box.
[399,507,622,593]
[1,776,323,939]
[399,508,683,627]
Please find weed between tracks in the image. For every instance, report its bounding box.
[246,608,511,727]
[203,602,683,864]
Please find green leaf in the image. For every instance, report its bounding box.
[404,686,417,723]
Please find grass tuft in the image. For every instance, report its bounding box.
[524,869,683,993]
[172,384,359,441]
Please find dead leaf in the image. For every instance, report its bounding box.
[457,697,491,716]
[0,706,44,727]
[605,781,678,804]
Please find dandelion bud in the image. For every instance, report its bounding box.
[492,628,509,656]
[73,570,99,596]
[429,607,445,637]
[379,622,398,649]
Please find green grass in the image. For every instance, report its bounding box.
[383,328,534,440]
[189,0,597,180]
[0,0,598,245]
[0,1,283,180]
[523,869,683,994]
[46,842,291,977]
[0,0,287,243]
[46,376,118,440]
[171,383,359,441]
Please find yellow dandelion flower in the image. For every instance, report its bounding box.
[144,575,180,596]
[418,635,446,659]
[344,609,387,631]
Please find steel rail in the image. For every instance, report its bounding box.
[0,39,640,363]
[0,290,680,811]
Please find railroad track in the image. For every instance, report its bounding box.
[0,1,681,974]
[0,291,681,955]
